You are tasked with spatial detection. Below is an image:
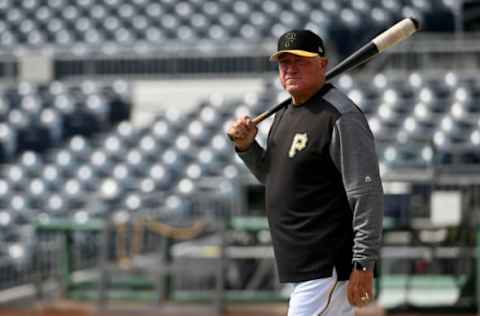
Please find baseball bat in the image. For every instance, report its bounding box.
[250,17,420,126]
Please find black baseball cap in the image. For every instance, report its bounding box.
[270,30,326,61]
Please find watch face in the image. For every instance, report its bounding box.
[354,262,373,271]
[354,262,365,271]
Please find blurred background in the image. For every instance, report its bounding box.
[0,0,478,315]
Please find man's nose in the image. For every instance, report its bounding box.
[284,63,298,72]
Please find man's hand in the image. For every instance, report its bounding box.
[227,116,258,151]
[347,270,374,307]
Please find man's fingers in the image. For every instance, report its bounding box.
[240,117,255,131]
[227,115,257,146]
[236,130,248,140]
[227,127,239,141]
[346,283,354,305]
[358,291,369,307]
[230,117,255,137]
[352,285,362,306]
[355,288,372,307]
[245,116,256,128]
[234,118,249,132]
[348,284,371,307]
[348,270,374,307]
[234,125,249,138]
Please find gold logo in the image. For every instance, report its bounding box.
[289,133,308,158]
[284,32,296,48]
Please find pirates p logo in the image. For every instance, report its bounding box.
[289,133,308,158]
[284,32,296,48]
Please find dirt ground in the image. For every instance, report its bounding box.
[0,301,473,316]
[0,301,368,316]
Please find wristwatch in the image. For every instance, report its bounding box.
[353,261,375,272]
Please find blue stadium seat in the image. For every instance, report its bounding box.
[123,193,144,211]
[0,124,17,163]
[90,150,113,177]
[103,135,127,160]
[125,149,146,177]
[149,163,174,190]
[0,179,12,208]
[40,108,64,147]
[0,0,456,61]
[41,164,64,191]
[45,193,68,215]
[139,135,161,159]
[76,164,99,192]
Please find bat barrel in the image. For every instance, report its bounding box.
[373,17,419,52]
[325,43,378,81]
[326,17,419,81]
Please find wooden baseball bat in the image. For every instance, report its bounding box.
[251,17,420,126]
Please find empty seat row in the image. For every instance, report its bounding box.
[0,0,454,61]
[0,81,131,162]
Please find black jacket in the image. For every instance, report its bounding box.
[238,84,383,282]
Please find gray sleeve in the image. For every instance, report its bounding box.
[236,141,268,184]
[329,111,384,265]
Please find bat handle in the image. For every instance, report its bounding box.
[252,99,290,125]
[252,111,269,125]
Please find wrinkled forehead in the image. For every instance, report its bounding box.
[277,53,325,65]
[277,53,314,62]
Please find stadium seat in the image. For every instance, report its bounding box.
[187,119,214,145]
[45,193,68,215]
[19,151,42,176]
[0,180,12,208]
[41,164,64,191]
[0,124,17,163]
[150,119,172,143]
[76,165,99,192]
[6,165,28,190]
[138,135,161,159]
[0,0,456,62]
[103,135,127,160]
[40,108,64,147]
[125,149,146,177]
[28,178,48,210]
[122,193,144,211]
[161,148,187,174]
[149,163,174,190]
[139,177,157,195]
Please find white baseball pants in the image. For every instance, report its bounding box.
[287,269,354,316]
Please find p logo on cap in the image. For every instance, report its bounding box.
[284,32,296,48]
[270,29,326,61]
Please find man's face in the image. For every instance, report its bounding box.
[278,54,327,101]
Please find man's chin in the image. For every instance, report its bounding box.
[286,86,301,94]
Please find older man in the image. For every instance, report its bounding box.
[228,30,384,316]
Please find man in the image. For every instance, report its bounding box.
[228,30,384,316]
